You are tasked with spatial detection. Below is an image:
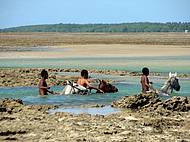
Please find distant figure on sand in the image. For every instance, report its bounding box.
[140,67,151,93]
[77,69,104,93]
[38,69,55,96]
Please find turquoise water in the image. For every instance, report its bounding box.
[0,56,190,113]
[48,106,120,115]
[0,75,189,106]
[0,56,190,73]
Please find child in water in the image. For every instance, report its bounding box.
[38,69,55,96]
[140,67,151,93]
[77,69,104,93]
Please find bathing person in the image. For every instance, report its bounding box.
[77,69,104,93]
[38,69,55,96]
[140,67,151,93]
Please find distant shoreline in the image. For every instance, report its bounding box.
[1,22,190,32]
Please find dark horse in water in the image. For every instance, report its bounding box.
[97,80,118,93]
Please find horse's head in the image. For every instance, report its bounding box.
[98,80,118,93]
[169,72,180,91]
[161,72,180,95]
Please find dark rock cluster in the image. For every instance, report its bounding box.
[0,98,57,114]
[0,98,190,141]
[0,98,23,114]
[112,93,190,112]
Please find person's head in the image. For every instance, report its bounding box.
[142,67,149,76]
[41,69,48,79]
[81,69,88,79]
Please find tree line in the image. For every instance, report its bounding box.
[0,22,190,32]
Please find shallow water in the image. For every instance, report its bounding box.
[0,75,189,106]
[48,106,120,115]
[0,56,190,73]
[0,55,190,114]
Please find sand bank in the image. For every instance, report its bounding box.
[0,44,190,58]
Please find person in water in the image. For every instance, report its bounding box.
[77,69,104,93]
[140,67,151,93]
[38,69,55,96]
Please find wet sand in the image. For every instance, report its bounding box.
[0,44,190,58]
[1,32,190,58]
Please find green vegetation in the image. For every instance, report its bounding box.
[0,22,190,32]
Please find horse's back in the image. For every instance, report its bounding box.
[60,82,89,95]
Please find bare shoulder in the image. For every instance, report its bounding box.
[77,78,82,84]
[141,75,146,81]
[141,75,145,79]
[39,79,43,84]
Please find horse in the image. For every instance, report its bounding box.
[97,80,118,93]
[60,80,118,95]
[60,81,89,95]
[149,72,180,96]
[159,72,180,96]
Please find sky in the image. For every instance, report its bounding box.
[0,0,190,29]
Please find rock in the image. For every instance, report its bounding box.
[162,96,190,112]
[112,93,160,109]
[4,137,18,140]
[0,98,58,115]
[0,107,6,112]
[0,74,5,78]
[112,93,190,113]
[185,104,190,110]
[0,97,190,141]
[0,130,27,136]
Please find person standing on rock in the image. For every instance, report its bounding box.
[38,69,55,96]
